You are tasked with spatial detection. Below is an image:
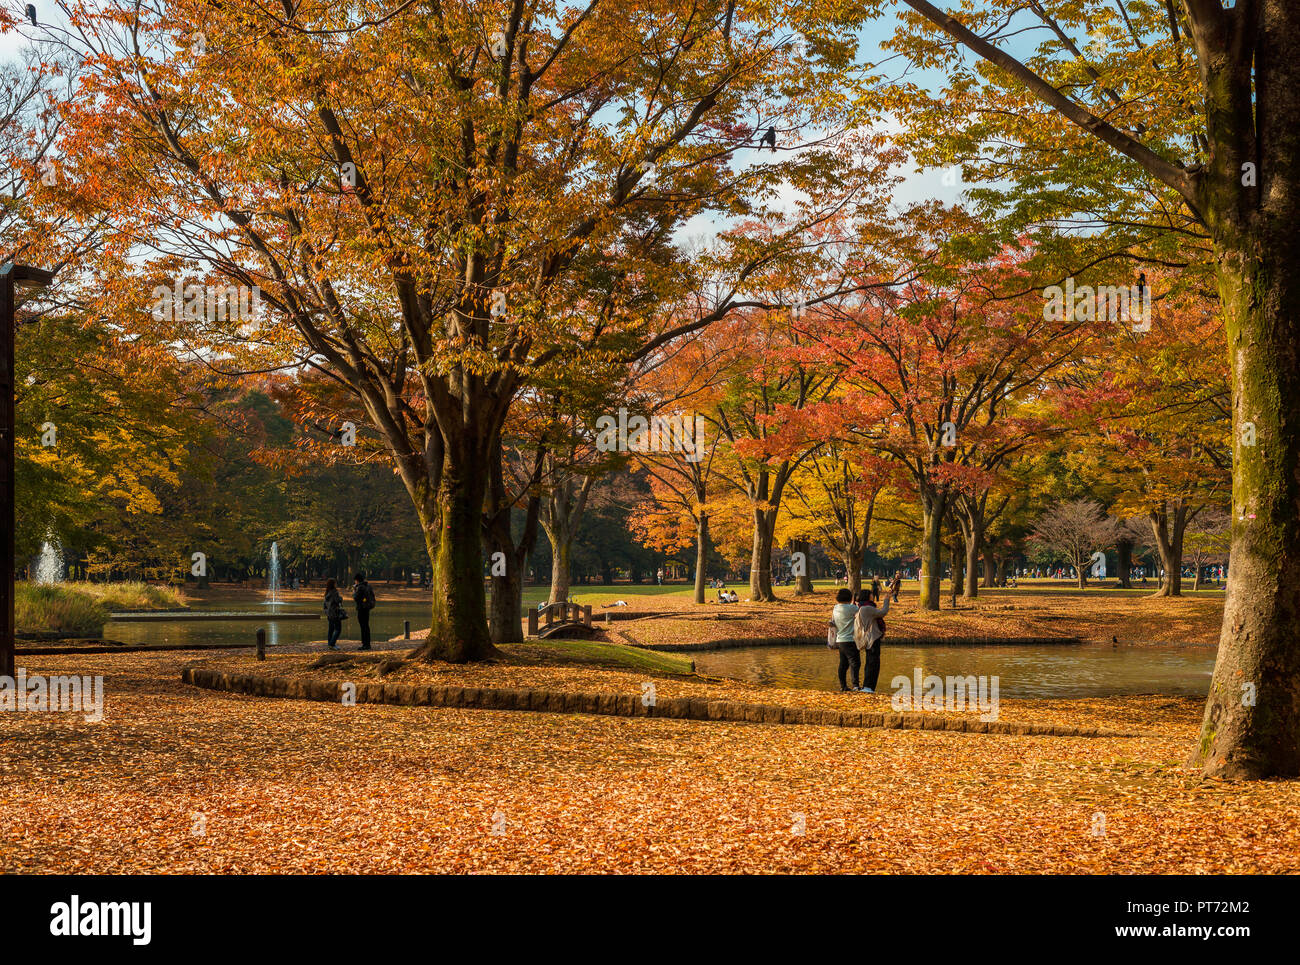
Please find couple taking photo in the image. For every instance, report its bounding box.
[828,587,891,693]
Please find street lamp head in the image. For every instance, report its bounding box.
[0,263,55,291]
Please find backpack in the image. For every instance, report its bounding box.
[853,609,871,649]
[854,609,886,649]
[357,583,376,611]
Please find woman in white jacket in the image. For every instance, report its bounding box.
[853,589,891,693]
[827,588,861,692]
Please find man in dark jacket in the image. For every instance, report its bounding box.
[352,573,376,650]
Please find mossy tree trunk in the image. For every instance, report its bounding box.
[918,488,946,611]
[411,445,497,663]
[1197,235,1300,778]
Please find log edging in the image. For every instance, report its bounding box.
[180,665,1139,739]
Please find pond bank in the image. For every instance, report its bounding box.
[180,664,1142,738]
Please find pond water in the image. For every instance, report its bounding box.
[107,601,433,649]
[107,599,1218,700]
[693,643,1217,699]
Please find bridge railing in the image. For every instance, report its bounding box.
[526,601,593,636]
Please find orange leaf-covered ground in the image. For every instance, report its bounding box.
[589,584,1226,649]
[4,643,1298,874]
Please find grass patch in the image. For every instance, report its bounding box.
[501,640,695,675]
[78,581,188,611]
[15,584,110,636]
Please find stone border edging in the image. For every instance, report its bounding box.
[180,665,1138,739]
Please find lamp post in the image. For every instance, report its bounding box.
[1,262,54,678]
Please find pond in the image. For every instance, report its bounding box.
[107,601,433,649]
[693,643,1218,699]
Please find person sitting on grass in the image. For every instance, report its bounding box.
[827,588,860,692]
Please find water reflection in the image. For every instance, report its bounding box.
[107,602,431,649]
[694,643,1217,698]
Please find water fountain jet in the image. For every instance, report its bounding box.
[33,533,64,585]
[265,541,281,605]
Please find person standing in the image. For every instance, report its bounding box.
[656,567,664,585]
[828,588,860,692]
[889,571,902,603]
[854,589,892,693]
[352,572,376,651]
[323,579,346,650]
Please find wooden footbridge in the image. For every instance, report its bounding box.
[527,601,596,639]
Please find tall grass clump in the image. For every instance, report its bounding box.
[15,584,110,636]
[79,581,187,611]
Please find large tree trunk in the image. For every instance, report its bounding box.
[548,539,571,604]
[949,538,964,603]
[413,454,496,663]
[981,551,996,589]
[1197,201,1300,778]
[918,489,945,611]
[693,513,709,604]
[1116,538,1133,589]
[541,473,594,605]
[840,551,861,596]
[489,563,524,643]
[748,506,777,601]
[963,528,981,599]
[1149,503,1188,598]
[483,441,542,645]
[792,538,815,595]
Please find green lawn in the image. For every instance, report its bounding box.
[515,578,1226,609]
[502,639,695,675]
[520,584,699,606]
